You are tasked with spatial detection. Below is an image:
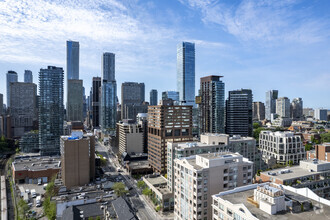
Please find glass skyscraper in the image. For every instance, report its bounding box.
[39,66,64,156]
[101,53,117,133]
[66,41,79,80]
[6,70,18,107]
[177,42,195,106]
[24,70,33,83]
[162,91,179,102]
[102,52,115,81]
[265,90,278,120]
[149,89,158,105]
[100,81,117,132]
[225,89,253,137]
[198,75,225,134]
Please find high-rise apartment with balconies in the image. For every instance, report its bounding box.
[174,152,253,220]
[39,66,64,156]
[197,75,225,134]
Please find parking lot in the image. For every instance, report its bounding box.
[16,183,46,219]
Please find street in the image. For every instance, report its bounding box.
[95,141,159,220]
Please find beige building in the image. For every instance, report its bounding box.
[168,134,260,193]
[174,152,253,220]
[212,182,330,220]
[117,120,144,155]
[148,99,193,173]
[61,131,95,188]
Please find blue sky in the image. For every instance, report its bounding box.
[0,0,329,109]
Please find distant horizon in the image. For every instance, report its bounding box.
[0,0,329,109]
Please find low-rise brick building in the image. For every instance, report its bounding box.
[307,143,330,162]
[12,156,61,184]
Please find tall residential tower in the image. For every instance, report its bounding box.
[6,70,18,107]
[265,90,278,120]
[177,42,195,106]
[197,75,225,134]
[101,52,117,133]
[39,66,64,156]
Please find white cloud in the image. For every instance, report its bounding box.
[179,0,330,44]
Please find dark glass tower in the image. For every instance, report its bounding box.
[225,89,253,137]
[101,52,117,133]
[198,75,225,134]
[39,66,64,156]
[149,89,158,105]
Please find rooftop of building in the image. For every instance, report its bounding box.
[143,175,173,196]
[198,152,242,160]
[174,141,215,149]
[127,160,150,169]
[62,202,104,220]
[177,152,251,170]
[13,156,61,171]
[229,135,256,142]
[61,131,93,141]
[144,174,167,186]
[112,197,137,220]
[260,130,299,137]
[214,183,330,220]
[260,160,330,181]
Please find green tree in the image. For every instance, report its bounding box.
[320,132,330,143]
[137,180,145,189]
[112,182,128,196]
[305,143,313,151]
[43,197,56,220]
[164,173,168,179]
[88,217,94,220]
[253,122,261,129]
[256,169,262,176]
[289,160,293,167]
[18,198,29,219]
[253,127,266,142]
[96,216,101,220]
[142,187,152,197]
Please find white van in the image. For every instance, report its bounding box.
[36,196,41,207]
[31,189,36,198]
[23,193,29,203]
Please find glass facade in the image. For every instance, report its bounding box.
[24,70,33,83]
[101,81,117,132]
[265,90,278,120]
[225,89,253,137]
[39,66,64,156]
[67,79,83,122]
[150,89,158,105]
[102,52,115,82]
[101,52,117,133]
[177,42,195,106]
[66,41,79,80]
[6,70,18,107]
[162,91,179,102]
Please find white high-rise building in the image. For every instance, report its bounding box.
[276,97,290,118]
[314,108,328,121]
[174,152,253,220]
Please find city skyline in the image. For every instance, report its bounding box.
[0,0,329,109]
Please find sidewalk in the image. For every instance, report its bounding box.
[141,194,174,220]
